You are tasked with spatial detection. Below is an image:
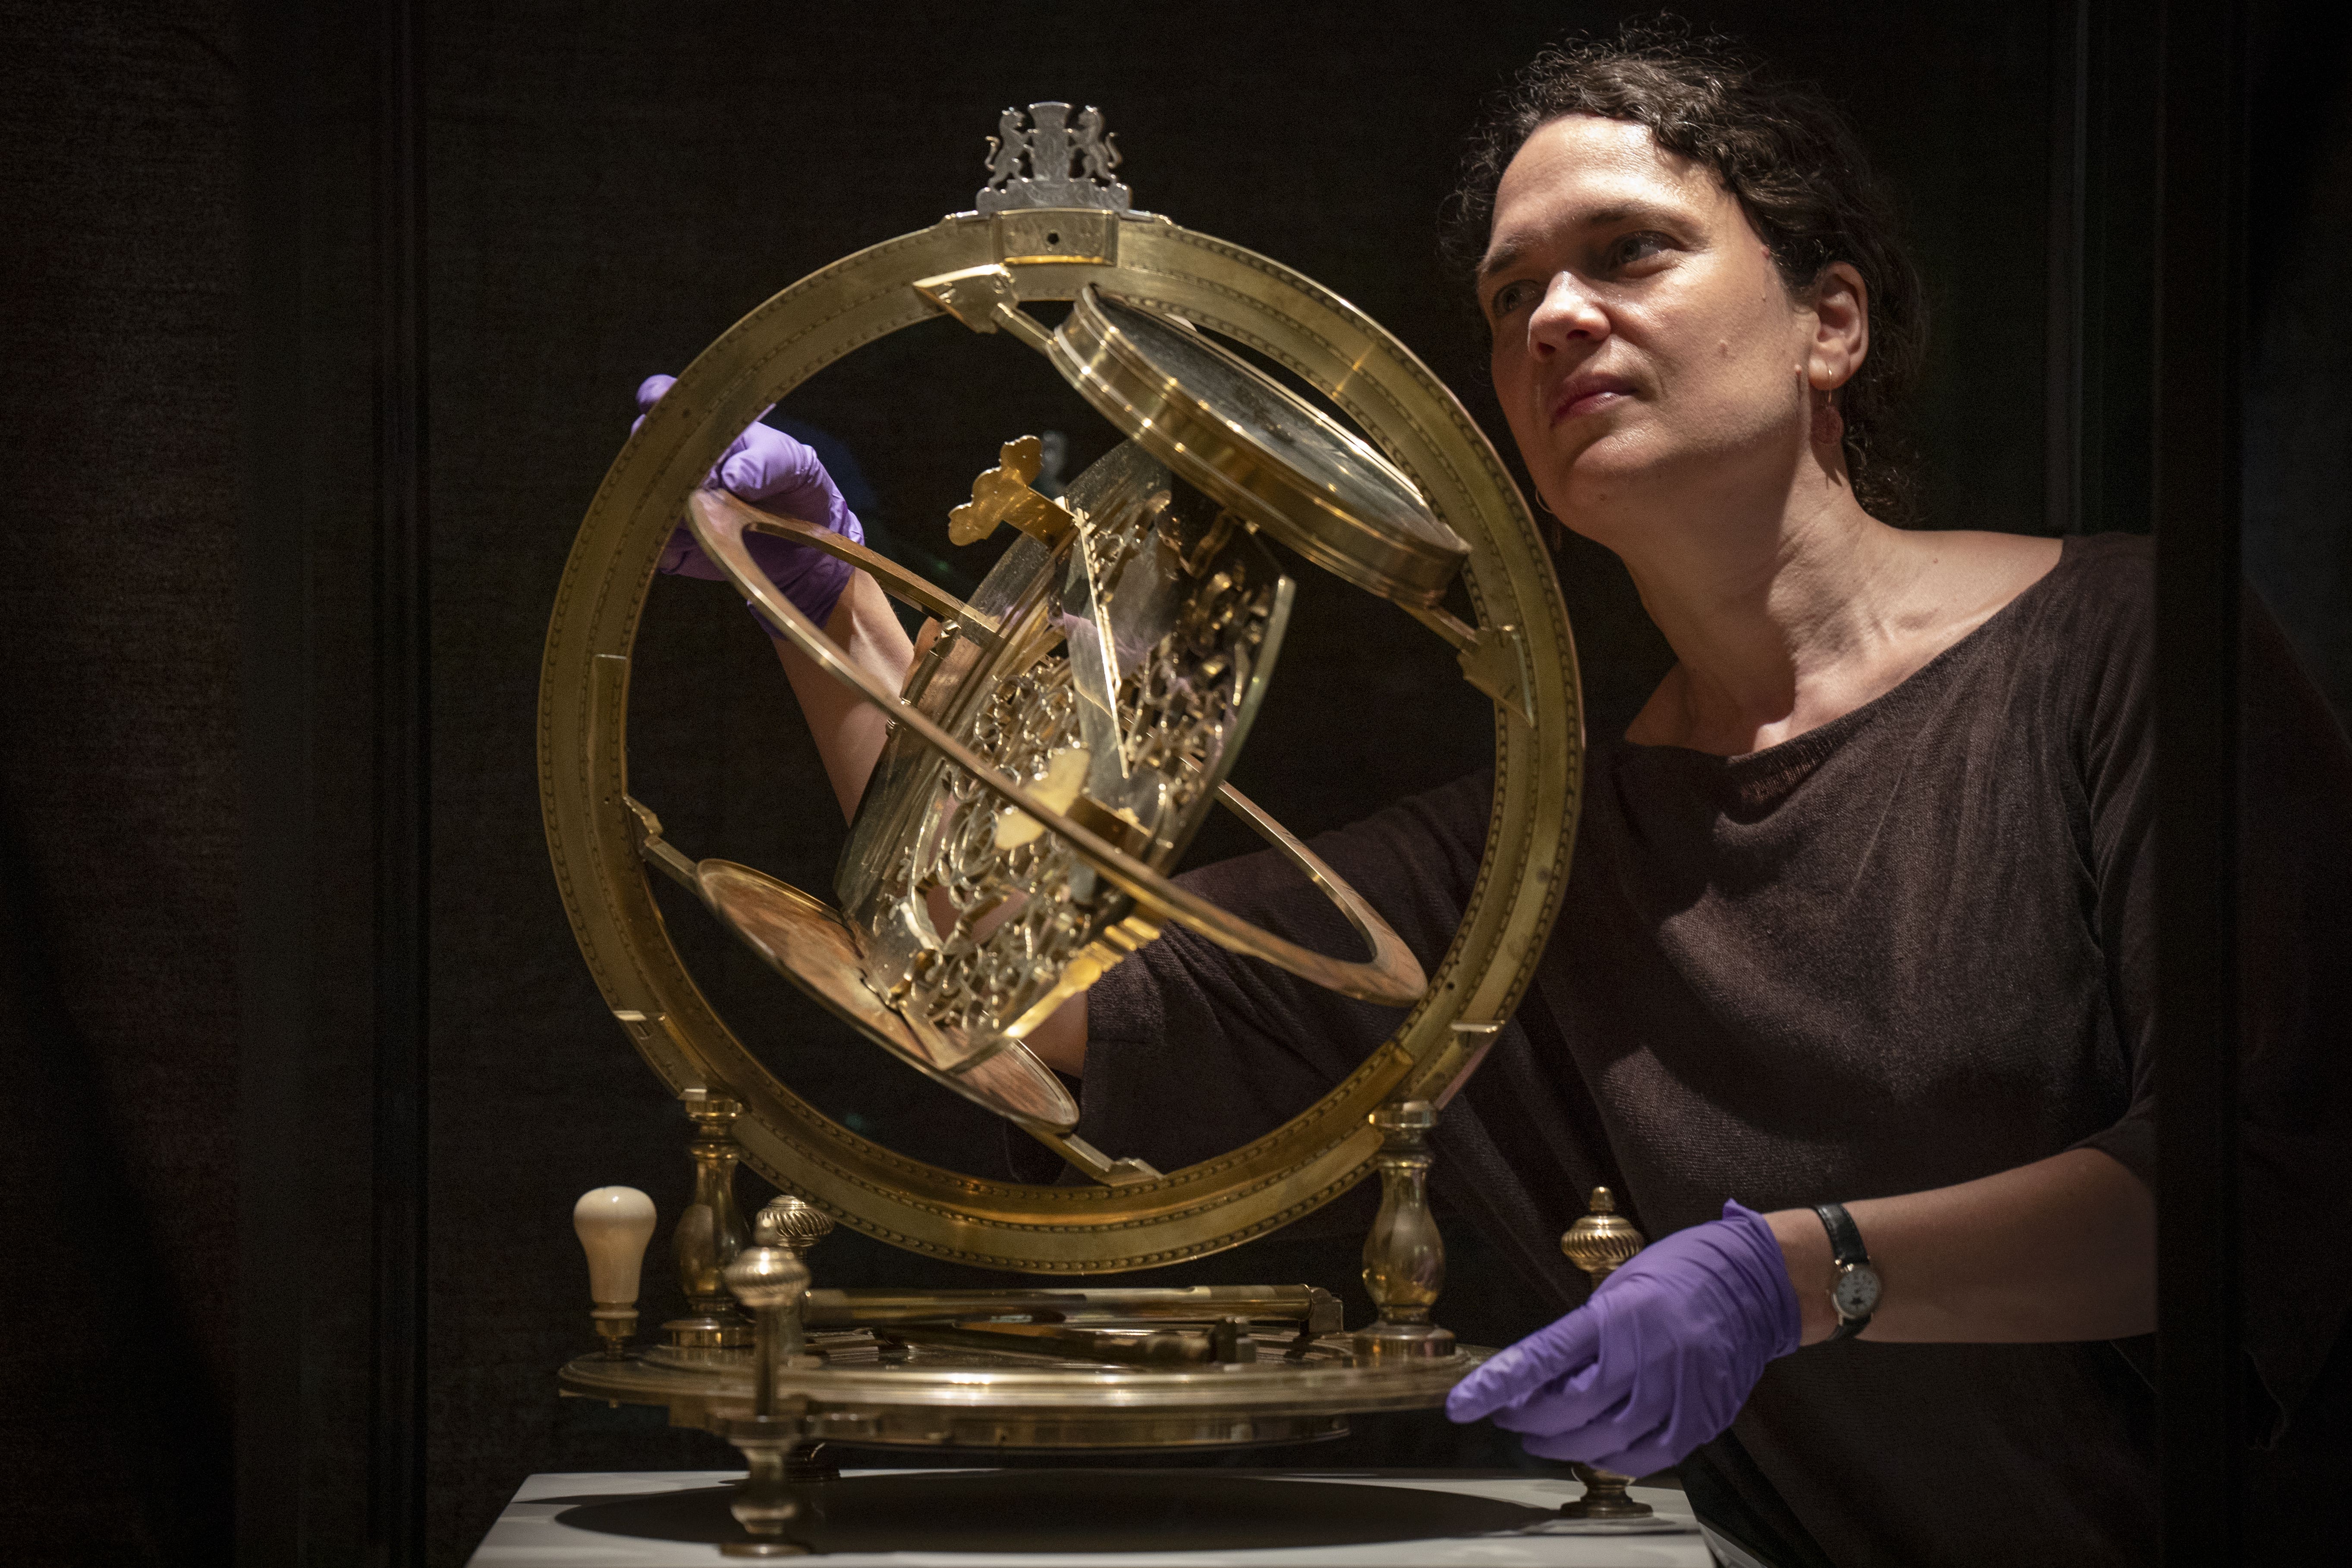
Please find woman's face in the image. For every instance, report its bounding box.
[1480,115,1836,546]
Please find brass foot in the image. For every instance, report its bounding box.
[721,1416,814,1556]
[1559,1462,1653,1519]
[1350,1320,1456,1362]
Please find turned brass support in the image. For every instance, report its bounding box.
[664,1088,752,1354]
[1558,1186,1653,1521]
[1352,1100,1455,1362]
[718,1201,834,1557]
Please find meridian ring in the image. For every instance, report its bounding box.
[535,212,1585,1271]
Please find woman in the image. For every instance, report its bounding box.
[643,30,2350,1566]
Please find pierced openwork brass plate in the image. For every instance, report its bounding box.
[538,172,1583,1272]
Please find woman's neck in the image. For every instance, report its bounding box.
[1606,466,2056,757]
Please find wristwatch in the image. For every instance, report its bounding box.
[1814,1203,1880,1342]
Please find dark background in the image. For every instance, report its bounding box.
[1,1,2345,1564]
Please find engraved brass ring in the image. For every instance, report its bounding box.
[685,490,1428,1006]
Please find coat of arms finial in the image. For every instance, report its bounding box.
[978,102,1132,215]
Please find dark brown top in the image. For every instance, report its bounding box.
[1079,535,2352,1567]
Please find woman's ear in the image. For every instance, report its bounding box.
[1807,261,1870,393]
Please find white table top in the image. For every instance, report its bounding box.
[467,1469,1725,1567]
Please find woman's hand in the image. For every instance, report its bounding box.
[1445,1200,1800,1475]
[633,373,863,628]
[1447,1151,2154,1474]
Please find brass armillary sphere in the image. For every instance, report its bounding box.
[537,101,1584,1276]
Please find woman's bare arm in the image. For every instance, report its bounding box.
[1023,996,1088,1077]
[769,570,915,820]
[1764,1147,2154,1344]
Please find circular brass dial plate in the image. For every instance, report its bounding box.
[559,1333,1489,1448]
[1049,287,1469,606]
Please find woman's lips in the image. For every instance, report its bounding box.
[1549,376,1635,425]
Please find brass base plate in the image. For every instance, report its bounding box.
[560,1331,1487,1452]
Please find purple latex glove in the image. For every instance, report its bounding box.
[1446,1200,1801,1476]
[633,373,865,629]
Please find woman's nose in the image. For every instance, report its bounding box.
[1528,273,1610,353]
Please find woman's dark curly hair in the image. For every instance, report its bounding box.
[1442,21,1928,524]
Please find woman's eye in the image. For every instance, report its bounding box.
[1610,232,1670,269]
[1489,280,1536,317]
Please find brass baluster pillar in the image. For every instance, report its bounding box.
[664,1087,752,1355]
[1558,1186,1654,1520]
[1352,1100,1456,1361]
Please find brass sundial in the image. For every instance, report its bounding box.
[538,101,1586,1551]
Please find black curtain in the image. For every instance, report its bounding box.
[1,3,2345,1564]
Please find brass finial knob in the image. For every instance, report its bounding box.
[759,1194,836,1256]
[725,1220,813,1316]
[1561,1186,1645,1286]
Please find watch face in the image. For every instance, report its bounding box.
[1832,1264,1882,1321]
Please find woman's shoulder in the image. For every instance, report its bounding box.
[1987,532,2154,680]
[2036,532,2153,623]
[1987,533,2155,764]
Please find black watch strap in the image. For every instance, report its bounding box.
[1814,1202,1875,1342]
[1814,1202,1867,1267]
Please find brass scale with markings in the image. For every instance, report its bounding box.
[540,103,1652,1548]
